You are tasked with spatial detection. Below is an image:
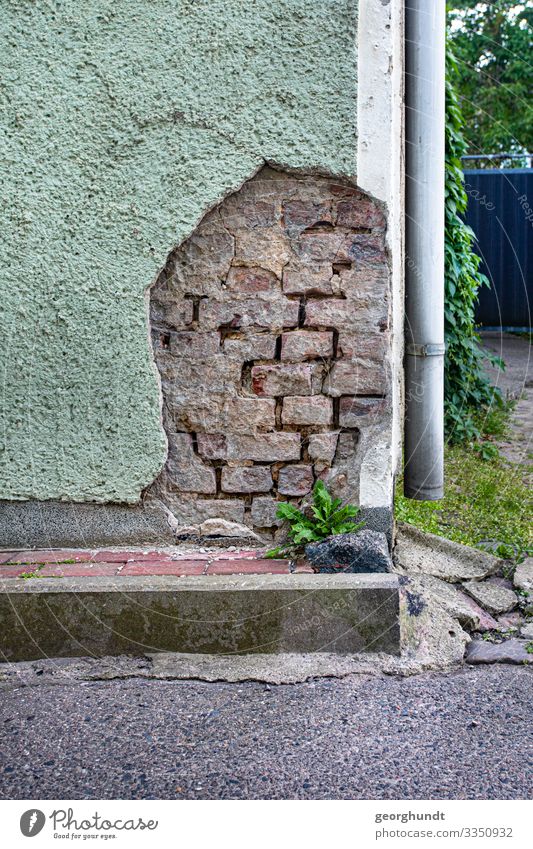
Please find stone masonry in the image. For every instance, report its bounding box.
[147,167,391,538]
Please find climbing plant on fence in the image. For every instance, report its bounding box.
[444,44,501,443]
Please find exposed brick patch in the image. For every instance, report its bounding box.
[148,166,391,536]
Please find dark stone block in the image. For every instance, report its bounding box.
[305,529,393,573]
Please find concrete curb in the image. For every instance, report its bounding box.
[0,573,400,661]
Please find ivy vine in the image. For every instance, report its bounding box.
[444,43,501,442]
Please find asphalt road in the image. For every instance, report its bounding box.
[1,665,531,800]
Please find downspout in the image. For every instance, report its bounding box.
[404,0,446,500]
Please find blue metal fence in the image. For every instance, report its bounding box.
[463,169,532,330]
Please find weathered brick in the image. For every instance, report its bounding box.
[169,332,220,360]
[339,396,388,427]
[307,432,339,464]
[282,395,333,426]
[198,433,301,462]
[335,431,359,461]
[226,266,280,294]
[222,196,279,230]
[166,434,216,494]
[337,330,388,362]
[221,466,273,493]
[296,231,386,266]
[281,330,333,362]
[282,263,333,296]
[171,397,276,435]
[304,297,387,333]
[304,298,353,329]
[336,197,386,229]
[251,364,321,397]
[222,331,277,360]
[150,293,194,330]
[295,230,351,263]
[196,434,227,460]
[234,227,291,277]
[278,465,314,496]
[200,297,299,331]
[282,200,333,235]
[251,497,282,527]
[161,494,246,524]
[172,224,234,293]
[323,360,387,396]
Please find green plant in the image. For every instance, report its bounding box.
[444,42,503,443]
[473,442,499,461]
[266,480,364,559]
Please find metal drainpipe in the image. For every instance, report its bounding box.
[404,0,446,500]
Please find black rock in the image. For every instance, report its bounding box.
[305,530,392,573]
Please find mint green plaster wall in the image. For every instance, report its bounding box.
[0,0,358,502]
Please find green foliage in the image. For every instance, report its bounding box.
[265,480,364,559]
[447,2,532,156]
[395,439,532,560]
[444,42,502,442]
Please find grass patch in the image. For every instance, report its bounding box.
[395,442,532,558]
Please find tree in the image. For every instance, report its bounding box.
[447,1,532,156]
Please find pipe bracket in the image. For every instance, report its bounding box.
[406,343,445,358]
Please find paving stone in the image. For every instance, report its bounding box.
[520,622,533,639]
[206,559,289,575]
[395,524,503,583]
[458,592,499,632]
[514,558,533,592]
[465,639,533,665]
[463,581,518,616]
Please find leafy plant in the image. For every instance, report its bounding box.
[444,41,503,443]
[265,480,364,559]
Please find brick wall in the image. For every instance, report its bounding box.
[148,167,391,537]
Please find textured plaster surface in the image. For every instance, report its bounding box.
[0,0,358,502]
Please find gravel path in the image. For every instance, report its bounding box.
[1,665,531,800]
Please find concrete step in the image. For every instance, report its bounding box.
[0,573,400,661]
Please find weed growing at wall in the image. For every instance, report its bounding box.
[266,480,364,559]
